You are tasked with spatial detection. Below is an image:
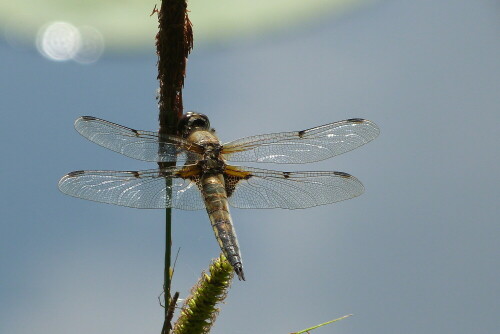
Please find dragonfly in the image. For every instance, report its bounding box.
[58,113,379,281]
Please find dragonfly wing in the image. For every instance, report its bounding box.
[58,165,205,210]
[224,165,364,209]
[222,119,379,164]
[75,116,203,162]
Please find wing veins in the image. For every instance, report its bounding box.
[74,116,203,162]
[222,119,379,164]
[225,166,364,209]
[58,167,205,210]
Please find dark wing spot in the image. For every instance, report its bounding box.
[347,118,365,123]
[298,130,306,138]
[132,171,140,178]
[224,174,251,198]
[81,116,97,121]
[224,166,254,197]
[283,171,291,179]
[67,170,85,177]
[334,171,352,178]
[224,175,236,198]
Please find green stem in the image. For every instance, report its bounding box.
[291,314,353,334]
[164,206,172,323]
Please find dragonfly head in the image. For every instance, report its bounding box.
[178,112,211,137]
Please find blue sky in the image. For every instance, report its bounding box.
[1,0,499,333]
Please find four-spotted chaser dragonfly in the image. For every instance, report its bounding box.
[58,113,379,280]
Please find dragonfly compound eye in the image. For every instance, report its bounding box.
[178,112,210,136]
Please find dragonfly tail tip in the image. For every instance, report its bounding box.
[234,265,246,281]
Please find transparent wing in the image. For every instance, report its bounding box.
[75,116,203,162]
[222,118,379,164]
[225,165,364,209]
[58,166,205,210]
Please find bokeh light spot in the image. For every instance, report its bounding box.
[35,21,104,64]
[73,26,104,64]
[36,22,81,61]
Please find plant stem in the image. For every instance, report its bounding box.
[161,202,173,334]
[290,314,353,334]
[155,0,193,333]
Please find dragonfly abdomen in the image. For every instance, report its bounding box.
[201,174,245,281]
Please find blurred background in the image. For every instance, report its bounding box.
[1,0,499,333]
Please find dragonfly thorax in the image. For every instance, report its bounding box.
[199,146,226,174]
[199,159,225,175]
[202,143,222,159]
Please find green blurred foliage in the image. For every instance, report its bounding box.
[1,0,376,51]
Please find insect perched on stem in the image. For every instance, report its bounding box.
[59,113,379,280]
